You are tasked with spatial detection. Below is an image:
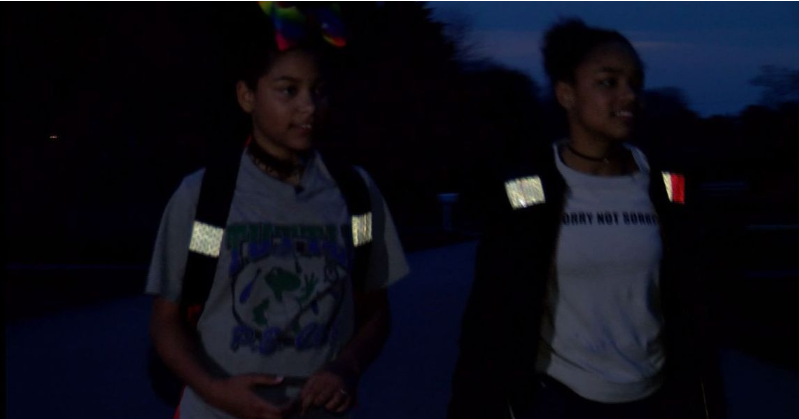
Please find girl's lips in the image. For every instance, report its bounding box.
[293,123,313,133]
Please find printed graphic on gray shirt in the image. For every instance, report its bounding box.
[226,222,350,357]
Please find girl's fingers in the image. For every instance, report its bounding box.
[324,391,347,411]
[334,395,352,413]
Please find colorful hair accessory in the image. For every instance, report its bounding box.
[258,1,347,51]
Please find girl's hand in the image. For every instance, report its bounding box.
[299,363,357,416]
[204,374,289,419]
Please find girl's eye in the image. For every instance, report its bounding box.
[599,78,617,88]
[278,86,298,96]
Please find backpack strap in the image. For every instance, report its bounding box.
[149,144,243,408]
[321,154,374,293]
[180,146,242,327]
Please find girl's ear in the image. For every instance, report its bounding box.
[236,80,256,114]
[555,81,575,111]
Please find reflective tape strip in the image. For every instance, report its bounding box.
[351,212,373,247]
[505,176,545,209]
[662,171,686,204]
[662,172,673,201]
[189,221,224,257]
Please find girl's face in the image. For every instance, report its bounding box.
[557,41,643,144]
[237,49,328,160]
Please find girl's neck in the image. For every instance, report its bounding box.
[247,138,308,186]
[560,138,636,176]
[251,133,301,163]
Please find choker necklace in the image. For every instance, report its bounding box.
[566,144,621,164]
[246,141,307,179]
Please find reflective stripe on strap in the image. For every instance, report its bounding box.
[505,176,546,209]
[661,171,686,204]
[189,221,224,257]
[507,401,517,419]
[351,212,373,247]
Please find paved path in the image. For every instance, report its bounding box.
[6,241,799,418]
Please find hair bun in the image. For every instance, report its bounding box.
[541,17,639,85]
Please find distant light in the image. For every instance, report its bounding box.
[49,135,59,140]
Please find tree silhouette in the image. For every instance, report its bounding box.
[749,65,799,107]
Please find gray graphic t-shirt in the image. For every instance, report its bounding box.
[146,152,409,418]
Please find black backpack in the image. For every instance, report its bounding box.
[148,145,374,407]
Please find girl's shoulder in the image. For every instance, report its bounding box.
[178,168,206,195]
[166,168,207,211]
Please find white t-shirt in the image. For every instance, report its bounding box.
[536,142,665,403]
[146,151,409,418]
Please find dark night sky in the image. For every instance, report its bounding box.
[430,1,799,117]
[4,2,798,264]
[6,2,798,150]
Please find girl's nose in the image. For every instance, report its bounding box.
[298,91,316,114]
[621,82,639,103]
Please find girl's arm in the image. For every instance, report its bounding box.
[150,297,289,419]
[299,289,391,415]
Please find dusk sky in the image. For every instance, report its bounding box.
[428,1,799,117]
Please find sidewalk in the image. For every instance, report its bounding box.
[6,241,799,418]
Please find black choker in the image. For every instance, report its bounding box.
[566,144,621,164]
[247,141,307,178]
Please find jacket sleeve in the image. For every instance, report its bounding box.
[660,165,727,419]
[686,191,727,419]
[448,189,517,419]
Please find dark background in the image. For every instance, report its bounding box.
[4,0,799,373]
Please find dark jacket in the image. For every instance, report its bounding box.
[448,143,725,419]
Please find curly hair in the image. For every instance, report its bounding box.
[222,3,340,90]
[541,18,642,85]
